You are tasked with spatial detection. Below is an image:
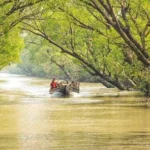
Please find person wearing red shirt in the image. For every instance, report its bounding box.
[50,78,57,89]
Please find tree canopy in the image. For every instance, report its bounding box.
[0,0,44,68]
[1,0,150,95]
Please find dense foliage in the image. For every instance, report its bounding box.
[7,34,96,82]
[1,0,150,95]
[0,0,44,68]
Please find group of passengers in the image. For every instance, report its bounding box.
[50,78,79,90]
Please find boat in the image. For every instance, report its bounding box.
[49,84,79,95]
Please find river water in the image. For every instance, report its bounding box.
[0,73,150,150]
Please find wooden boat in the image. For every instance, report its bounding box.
[49,84,79,95]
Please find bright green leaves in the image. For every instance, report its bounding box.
[0,27,24,69]
[0,0,149,93]
[0,0,45,69]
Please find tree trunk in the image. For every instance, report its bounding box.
[98,78,115,88]
[143,81,150,96]
[51,59,72,80]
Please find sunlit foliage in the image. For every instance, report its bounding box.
[0,0,150,95]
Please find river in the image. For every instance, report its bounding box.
[0,73,150,150]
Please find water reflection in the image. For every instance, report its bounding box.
[0,73,150,150]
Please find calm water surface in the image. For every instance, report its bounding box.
[0,73,150,150]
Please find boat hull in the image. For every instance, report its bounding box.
[49,85,79,95]
[49,85,70,95]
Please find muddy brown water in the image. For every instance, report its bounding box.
[0,73,150,150]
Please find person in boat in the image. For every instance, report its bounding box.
[66,81,69,84]
[70,81,79,89]
[57,81,63,88]
[70,81,75,88]
[62,80,69,85]
[50,78,58,89]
